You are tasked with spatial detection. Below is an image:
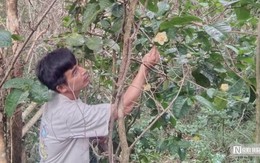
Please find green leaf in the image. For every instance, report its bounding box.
[240,56,254,65]
[168,142,179,154]
[140,0,158,12]
[178,140,190,148]
[172,96,190,119]
[30,82,49,103]
[146,98,156,109]
[3,78,34,90]
[5,89,24,117]
[150,117,163,130]
[225,45,239,54]
[195,95,217,110]
[100,19,111,29]
[213,96,227,110]
[83,46,95,61]
[203,22,231,42]
[0,29,12,47]
[62,16,74,27]
[157,1,170,15]
[86,36,103,51]
[11,34,24,41]
[73,48,86,59]
[207,88,216,98]
[82,3,100,31]
[169,116,176,126]
[177,141,190,160]
[99,0,113,10]
[111,17,123,33]
[104,39,120,52]
[219,0,239,6]
[65,33,85,47]
[196,31,212,51]
[213,22,232,33]
[111,3,123,17]
[140,155,149,163]
[228,79,246,94]
[19,91,30,103]
[191,69,210,88]
[158,139,171,152]
[178,148,187,161]
[160,16,202,30]
[235,6,250,21]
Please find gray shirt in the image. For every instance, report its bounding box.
[39,93,111,163]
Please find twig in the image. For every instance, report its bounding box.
[139,27,153,44]
[0,0,59,88]
[235,107,246,130]
[131,58,167,77]
[27,27,49,73]
[89,140,103,160]
[25,27,49,63]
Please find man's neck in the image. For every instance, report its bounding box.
[61,90,80,100]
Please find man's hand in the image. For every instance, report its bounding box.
[142,46,160,68]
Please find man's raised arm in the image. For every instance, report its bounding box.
[122,46,160,115]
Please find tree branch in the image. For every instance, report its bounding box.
[108,0,138,162]
[0,0,58,88]
[117,1,139,162]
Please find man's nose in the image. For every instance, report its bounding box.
[79,66,87,75]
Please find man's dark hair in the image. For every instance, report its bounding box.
[36,48,77,92]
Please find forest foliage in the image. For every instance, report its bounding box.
[0,0,259,162]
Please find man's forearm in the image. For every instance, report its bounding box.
[123,64,149,114]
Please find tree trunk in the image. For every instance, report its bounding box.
[256,21,260,163]
[0,112,7,163]
[117,0,138,162]
[10,109,23,163]
[6,0,23,163]
[256,22,260,143]
[6,0,19,53]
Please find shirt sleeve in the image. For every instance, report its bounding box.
[66,102,111,138]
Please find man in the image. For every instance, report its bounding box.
[36,46,160,163]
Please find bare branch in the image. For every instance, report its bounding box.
[25,27,49,63]
[0,0,59,88]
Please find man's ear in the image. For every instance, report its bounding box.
[56,84,68,93]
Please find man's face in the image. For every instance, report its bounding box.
[63,64,90,92]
